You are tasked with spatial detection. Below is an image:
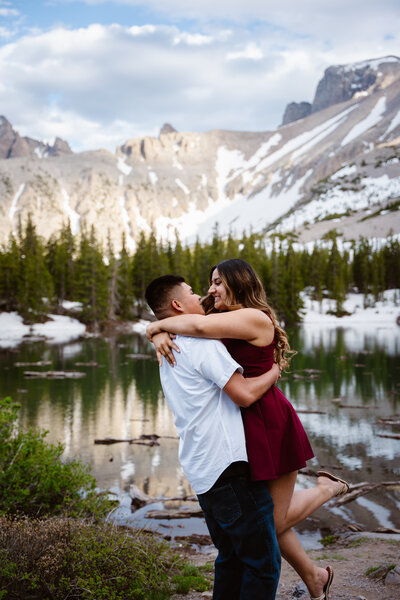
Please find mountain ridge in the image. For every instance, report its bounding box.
[1,56,399,251]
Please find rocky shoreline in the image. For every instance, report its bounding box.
[172,532,400,600]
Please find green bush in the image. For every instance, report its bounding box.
[171,563,211,594]
[0,397,114,519]
[0,515,188,599]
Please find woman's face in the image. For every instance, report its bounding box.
[208,268,228,310]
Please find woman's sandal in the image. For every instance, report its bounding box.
[311,565,334,600]
[317,470,350,496]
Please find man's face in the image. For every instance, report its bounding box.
[174,282,205,315]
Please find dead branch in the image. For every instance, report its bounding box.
[335,481,400,505]
[145,506,203,519]
[24,370,86,379]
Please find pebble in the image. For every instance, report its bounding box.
[385,565,400,585]
[293,581,308,597]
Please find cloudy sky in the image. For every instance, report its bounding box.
[1,0,399,152]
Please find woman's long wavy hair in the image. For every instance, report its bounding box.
[203,258,296,370]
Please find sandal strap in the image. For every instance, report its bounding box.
[310,595,325,600]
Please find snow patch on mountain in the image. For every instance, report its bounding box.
[341,96,386,146]
[117,156,132,176]
[331,165,358,179]
[384,110,400,137]
[194,168,313,241]
[342,56,400,73]
[252,106,357,174]
[176,178,190,195]
[147,167,158,185]
[119,195,135,252]
[62,189,80,235]
[276,173,400,234]
[9,183,25,221]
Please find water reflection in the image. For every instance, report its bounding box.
[1,324,399,542]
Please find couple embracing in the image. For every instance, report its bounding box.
[145,258,349,600]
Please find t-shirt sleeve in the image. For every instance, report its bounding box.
[192,338,243,389]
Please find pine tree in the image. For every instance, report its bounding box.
[46,222,75,305]
[169,230,190,280]
[18,214,54,315]
[325,231,346,315]
[0,235,20,310]
[280,239,304,325]
[74,226,109,325]
[116,232,134,319]
[131,231,148,304]
[106,231,118,320]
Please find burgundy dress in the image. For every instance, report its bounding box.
[222,338,314,481]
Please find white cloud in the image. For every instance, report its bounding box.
[227,43,263,61]
[0,1,399,152]
[0,8,18,16]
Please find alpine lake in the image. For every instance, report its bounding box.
[1,322,400,550]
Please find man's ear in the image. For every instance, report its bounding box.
[171,298,184,313]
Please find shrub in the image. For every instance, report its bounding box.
[0,515,190,599]
[0,397,114,519]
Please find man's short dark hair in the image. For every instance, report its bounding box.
[145,274,185,318]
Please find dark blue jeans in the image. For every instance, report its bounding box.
[197,476,280,600]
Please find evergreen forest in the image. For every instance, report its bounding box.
[0,216,399,327]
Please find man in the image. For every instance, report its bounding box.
[145,275,281,600]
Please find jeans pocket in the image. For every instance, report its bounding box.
[211,483,243,524]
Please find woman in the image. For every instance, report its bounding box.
[146,258,348,600]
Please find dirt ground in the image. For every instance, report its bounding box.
[171,533,400,600]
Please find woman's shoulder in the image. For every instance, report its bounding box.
[238,307,273,325]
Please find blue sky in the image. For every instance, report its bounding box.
[1,0,399,151]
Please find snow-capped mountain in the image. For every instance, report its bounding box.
[0,56,399,251]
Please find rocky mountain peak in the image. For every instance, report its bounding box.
[281,102,312,127]
[281,55,400,126]
[0,116,72,159]
[159,123,177,136]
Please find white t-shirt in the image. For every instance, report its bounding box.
[160,335,248,494]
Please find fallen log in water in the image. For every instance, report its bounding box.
[376,416,400,426]
[145,506,204,519]
[335,481,400,505]
[74,361,99,367]
[94,436,160,446]
[296,410,326,415]
[377,433,400,440]
[129,485,198,511]
[175,533,212,546]
[15,361,52,367]
[374,526,400,534]
[130,484,152,510]
[24,370,86,379]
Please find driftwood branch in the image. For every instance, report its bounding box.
[129,484,197,512]
[335,481,400,505]
[15,361,52,367]
[74,361,99,367]
[145,506,203,519]
[24,370,86,379]
[94,434,160,446]
[377,416,400,426]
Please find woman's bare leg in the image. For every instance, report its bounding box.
[271,470,345,534]
[267,471,342,597]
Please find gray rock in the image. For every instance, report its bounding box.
[293,581,308,597]
[281,102,312,126]
[385,565,400,584]
[0,115,71,159]
[159,123,177,136]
